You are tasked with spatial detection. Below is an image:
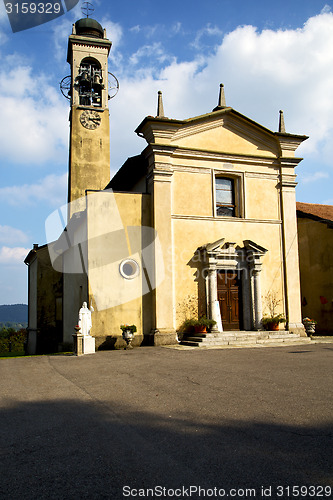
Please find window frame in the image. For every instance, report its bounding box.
[213,171,245,218]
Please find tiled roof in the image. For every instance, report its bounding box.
[296,202,333,222]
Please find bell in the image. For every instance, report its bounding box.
[80,71,89,86]
[93,74,103,87]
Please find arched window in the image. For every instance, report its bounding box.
[77,58,103,107]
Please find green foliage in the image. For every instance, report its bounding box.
[261,314,286,326]
[120,324,137,333]
[0,328,27,353]
[303,317,317,325]
[179,316,216,333]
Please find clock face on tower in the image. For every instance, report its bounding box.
[80,109,101,129]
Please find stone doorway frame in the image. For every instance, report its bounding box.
[198,238,267,332]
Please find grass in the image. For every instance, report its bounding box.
[0,351,25,358]
[0,351,74,359]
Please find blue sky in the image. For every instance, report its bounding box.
[0,0,332,304]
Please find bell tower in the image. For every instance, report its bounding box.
[64,16,113,215]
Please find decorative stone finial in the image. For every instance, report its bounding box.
[213,83,226,111]
[157,91,165,117]
[218,83,226,107]
[279,110,286,133]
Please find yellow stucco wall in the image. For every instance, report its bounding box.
[298,217,333,334]
[68,107,110,214]
[86,191,152,346]
[173,119,279,158]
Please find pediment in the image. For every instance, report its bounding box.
[171,110,279,157]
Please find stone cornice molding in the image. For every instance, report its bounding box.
[67,35,112,62]
[244,240,268,272]
[198,238,267,272]
[279,179,298,188]
[275,133,308,158]
[147,165,173,184]
[172,214,282,224]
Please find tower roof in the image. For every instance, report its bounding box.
[75,18,104,38]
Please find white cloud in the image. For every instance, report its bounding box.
[0,226,28,244]
[108,9,333,172]
[0,246,30,264]
[101,18,123,47]
[0,173,67,207]
[51,3,82,62]
[172,22,183,35]
[300,172,330,183]
[130,25,141,34]
[191,23,223,50]
[0,59,68,165]
[129,42,170,66]
[321,4,332,14]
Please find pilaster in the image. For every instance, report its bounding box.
[279,170,306,335]
[148,162,177,344]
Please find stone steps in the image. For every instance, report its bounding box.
[180,330,312,348]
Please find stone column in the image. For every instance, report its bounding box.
[241,270,252,330]
[208,268,220,332]
[252,269,263,330]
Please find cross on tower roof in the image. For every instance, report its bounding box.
[81,1,94,18]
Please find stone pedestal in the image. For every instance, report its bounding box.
[73,334,95,355]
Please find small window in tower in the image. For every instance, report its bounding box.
[215,177,235,217]
[77,58,103,107]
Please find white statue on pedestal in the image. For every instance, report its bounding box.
[78,302,93,336]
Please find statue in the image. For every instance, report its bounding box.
[78,302,93,336]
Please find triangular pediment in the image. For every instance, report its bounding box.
[171,109,279,157]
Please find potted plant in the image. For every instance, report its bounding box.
[120,324,137,349]
[303,317,317,336]
[262,290,286,331]
[181,317,216,334]
[261,314,286,331]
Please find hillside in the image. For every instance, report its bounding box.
[0,304,28,323]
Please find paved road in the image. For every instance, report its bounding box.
[0,344,332,499]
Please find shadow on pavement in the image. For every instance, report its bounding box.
[0,398,332,499]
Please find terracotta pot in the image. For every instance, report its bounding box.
[267,322,279,331]
[194,325,207,333]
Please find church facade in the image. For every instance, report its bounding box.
[25,18,308,352]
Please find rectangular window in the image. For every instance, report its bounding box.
[216,177,235,216]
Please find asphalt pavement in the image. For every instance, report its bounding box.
[0,343,332,499]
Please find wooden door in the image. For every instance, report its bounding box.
[217,270,242,330]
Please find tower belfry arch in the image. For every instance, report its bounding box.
[65,16,113,216]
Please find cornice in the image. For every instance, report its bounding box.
[171,214,282,224]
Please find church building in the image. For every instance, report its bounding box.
[25,17,308,353]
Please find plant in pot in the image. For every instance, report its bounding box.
[120,324,137,349]
[303,317,317,336]
[262,290,286,331]
[261,314,286,331]
[181,316,216,334]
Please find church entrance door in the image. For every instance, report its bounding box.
[217,270,242,330]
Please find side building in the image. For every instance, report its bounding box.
[296,202,333,335]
